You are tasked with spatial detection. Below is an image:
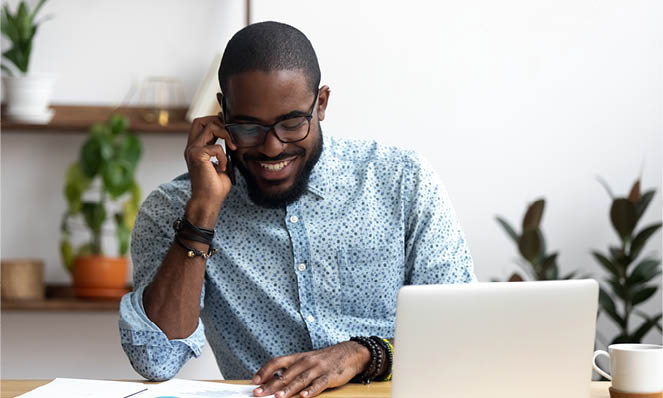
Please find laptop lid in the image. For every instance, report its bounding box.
[392,280,598,398]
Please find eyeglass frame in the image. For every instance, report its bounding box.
[221,89,320,148]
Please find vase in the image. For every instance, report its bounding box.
[2,73,56,123]
[72,255,129,299]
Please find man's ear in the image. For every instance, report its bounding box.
[216,92,224,108]
[316,85,330,121]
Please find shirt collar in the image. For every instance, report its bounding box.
[305,133,333,200]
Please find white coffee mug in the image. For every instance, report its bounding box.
[593,344,663,394]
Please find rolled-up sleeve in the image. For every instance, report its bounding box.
[402,153,477,285]
[118,186,207,380]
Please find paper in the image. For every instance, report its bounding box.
[144,379,275,398]
[17,378,148,398]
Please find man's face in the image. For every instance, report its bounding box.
[220,70,330,208]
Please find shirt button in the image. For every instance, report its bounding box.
[297,263,306,272]
[290,215,299,223]
[306,315,315,323]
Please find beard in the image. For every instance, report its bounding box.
[231,129,323,209]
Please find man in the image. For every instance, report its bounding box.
[119,21,475,398]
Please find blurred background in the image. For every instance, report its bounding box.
[1,0,661,380]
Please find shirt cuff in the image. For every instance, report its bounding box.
[118,285,206,357]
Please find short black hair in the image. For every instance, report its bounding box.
[218,21,321,96]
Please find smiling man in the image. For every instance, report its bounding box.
[119,21,475,398]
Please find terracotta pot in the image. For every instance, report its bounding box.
[72,255,128,298]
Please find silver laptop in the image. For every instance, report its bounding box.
[392,280,598,398]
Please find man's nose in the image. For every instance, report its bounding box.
[259,128,286,158]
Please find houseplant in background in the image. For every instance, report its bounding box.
[1,0,55,123]
[60,114,142,298]
[495,198,580,281]
[593,178,662,345]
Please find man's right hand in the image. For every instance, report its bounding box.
[184,115,237,214]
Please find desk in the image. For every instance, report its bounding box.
[0,380,610,397]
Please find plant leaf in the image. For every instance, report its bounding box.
[102,160,133,199]
[631,313,663,342]
[30,0,48,22]
[522,199,545,231]
[562,271,577,280]
[60,239,74,273]
[518,229,540,263]
[627,258,662,286]
[609,246,631,268]
[630,223,662,260]
[599,287,625,329]
[108,114,129,136]
[496,216,519,244]
[627,180,640,203]
[115,213,131,256]
[610,198,637,241]
[80,135,113,177]
[592,251,620,277]
[81,202,106,233]
[632,286,658,306]
[114,132,142,169]
[636,190,656,223]
[608,278,627,300]
[611,334,632,344]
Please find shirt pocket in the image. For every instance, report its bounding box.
[338,245,402,319]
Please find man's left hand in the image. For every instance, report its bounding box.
[252,341,370,398]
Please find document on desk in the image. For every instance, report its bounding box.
[16,378,148,398]
[17,377,274,398]
[143,379,276,398]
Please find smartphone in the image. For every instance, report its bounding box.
[225,152,236,185]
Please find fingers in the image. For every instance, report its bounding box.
[186,116,237,151]
[253,354,301,387]
[257,359,317,398]
[298,375,329,398]
[185,144,228,172]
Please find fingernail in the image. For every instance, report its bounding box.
[253,376,260,384]
[255,387,263,394]
[301,391,309,397]
[276,391,284,397]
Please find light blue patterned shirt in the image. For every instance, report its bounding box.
[118,134,475,380]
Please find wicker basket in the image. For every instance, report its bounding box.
[1,259,45,300]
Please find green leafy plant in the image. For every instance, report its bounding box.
[60,115,142,272]
[594,178,662,344]
[496,198,578,281]
[1,0,49,75]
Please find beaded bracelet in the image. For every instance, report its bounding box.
[371,336,393,381]
[350,336,384,384]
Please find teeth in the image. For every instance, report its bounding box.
[259,160,291,171]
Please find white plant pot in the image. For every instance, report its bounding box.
[2,74,56,123]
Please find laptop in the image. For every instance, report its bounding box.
[392,280,598,398]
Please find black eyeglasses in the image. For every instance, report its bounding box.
[223,91,319,148]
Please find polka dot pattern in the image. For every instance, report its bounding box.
[119,134,476,380]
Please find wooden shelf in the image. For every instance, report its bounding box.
[0,104,191,134]
[1,284,129,312]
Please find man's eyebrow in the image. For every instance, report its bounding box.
[231,109,309,124]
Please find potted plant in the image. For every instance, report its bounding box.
[593,177,662,345]
[1,0,55,123]
[60,114,142,298]
[495,198,581,281]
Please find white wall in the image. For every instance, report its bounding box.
[2,0,662,380]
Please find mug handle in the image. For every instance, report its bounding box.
[592,350,612,380]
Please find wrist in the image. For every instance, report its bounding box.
[348,341,372,375]
[185,197,222,229]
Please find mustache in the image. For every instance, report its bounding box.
[244,149,305,162]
